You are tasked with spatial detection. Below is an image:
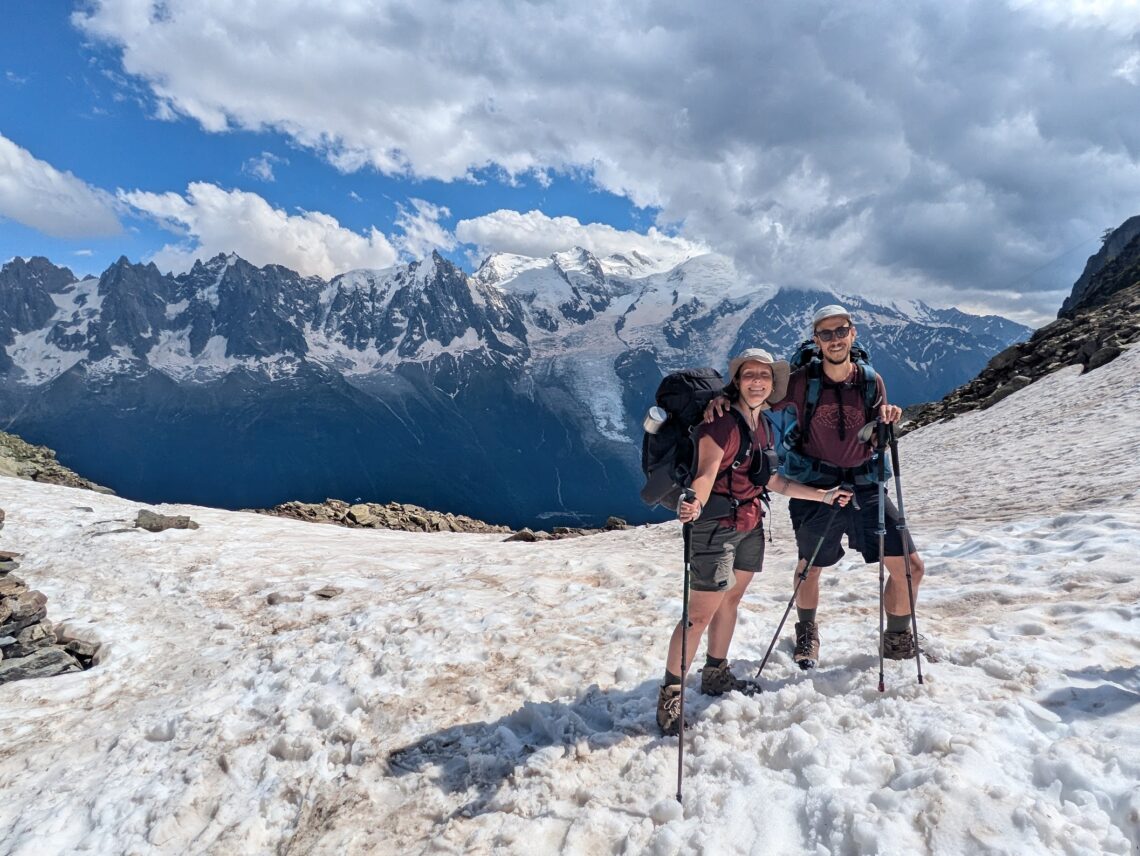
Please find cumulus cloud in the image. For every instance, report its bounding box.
[119,182,400,278]
[0,133,121,238]
[456,209,704,268]
[75,0,1140,320]
[241,151,287,182]
[393,199,457,260]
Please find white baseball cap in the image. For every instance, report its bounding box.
[810,304,853,332]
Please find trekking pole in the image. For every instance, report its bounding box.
[874,422,889,693]
[886,425,924,685]
[754,486,858,680]
[676,488,695,804]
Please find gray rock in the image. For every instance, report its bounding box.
[267,591,306,605]
[0,590,47,637]
[135,509,200,532]
[505,528,537,542]
[63,638,100,661]
[347,503,373,524]
[0,646,82,684]
[2,621,56,658]
[604,516,629,531]
[0,574,27,597]
[313,586,344,599]
[987,344,1023,372]
[1085,346,1122,372]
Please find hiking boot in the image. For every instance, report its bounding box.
[793,621,820,670]
[882,629,917,660]
[656,684,684,736]
[700,660,762,696]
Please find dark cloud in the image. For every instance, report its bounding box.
[76,0,1140,322]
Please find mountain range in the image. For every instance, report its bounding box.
[0,249,1030,527]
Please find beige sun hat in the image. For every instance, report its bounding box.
[727,347,790,405]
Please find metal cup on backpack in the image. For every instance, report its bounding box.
[643,406,668,434]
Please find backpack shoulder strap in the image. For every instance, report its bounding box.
[857,360,881,419]
[798,359,823,446]
[725,408,755,471]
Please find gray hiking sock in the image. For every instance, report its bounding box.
[886,613,911,633]
[704,654,726,669]
[663,670,682,687]
[797,607,817,624]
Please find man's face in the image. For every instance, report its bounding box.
[813,317,855,365]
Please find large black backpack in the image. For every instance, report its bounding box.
[639,368,726,509]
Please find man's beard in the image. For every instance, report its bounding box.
[823,349,850,366]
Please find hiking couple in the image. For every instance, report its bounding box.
[656,305,925,736]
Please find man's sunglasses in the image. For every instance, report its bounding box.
[814,325,852,342]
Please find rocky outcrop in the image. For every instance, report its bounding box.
[904,281,1140,431]
[0,430,113,493]
[1059,216,1140,318]
[0,511,91,684]
[253,498,631,540]
[254,498,514,534]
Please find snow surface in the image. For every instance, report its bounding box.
[1,347,1139,854]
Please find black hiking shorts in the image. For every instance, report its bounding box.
[788,484,916,567]
[687,519,765,591]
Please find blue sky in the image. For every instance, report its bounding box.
[3,1,1140,325]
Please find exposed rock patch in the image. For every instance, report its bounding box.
[254,499,513,534]
[0,517,89,684]
[253,498,630,541]
[904,281,1140,433]
[0,430,113,493]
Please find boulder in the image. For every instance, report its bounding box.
[0,574,27,598]
[135,510,200,532]
[347,503,373,524]
[1085,346,1122,372]
[0,647,82,683]
[0,590,47,637]
[266,591,306,605]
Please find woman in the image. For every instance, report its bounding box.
[656,348,851,735]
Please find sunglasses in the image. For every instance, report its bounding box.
[814,325,852,342]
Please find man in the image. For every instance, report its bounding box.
[771,305,924,668]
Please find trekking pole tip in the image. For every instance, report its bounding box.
[877,680,885,693]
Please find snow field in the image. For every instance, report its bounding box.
[0,346,1138,854]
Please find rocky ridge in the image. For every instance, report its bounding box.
[253,498,630,540]
[0,430,113,493]
[904,281,1140,432]
[0,509,94,684]
[1059,216,1140,317]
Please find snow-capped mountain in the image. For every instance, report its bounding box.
[0,251,1030,526]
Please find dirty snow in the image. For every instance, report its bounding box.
[0,347,1138,854]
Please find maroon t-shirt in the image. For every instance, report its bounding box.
[695,409,772,531]
[771,365,887,468]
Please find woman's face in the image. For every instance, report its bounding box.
[737,361,773,406]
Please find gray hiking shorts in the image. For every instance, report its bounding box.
[687,520,765,592]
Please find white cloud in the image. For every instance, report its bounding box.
[241,152,287,182]
[456,209,704,268]
[75,0,1140,318]
[0,133,121,238]
[119,182,399,278]
[392,199,456,260]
